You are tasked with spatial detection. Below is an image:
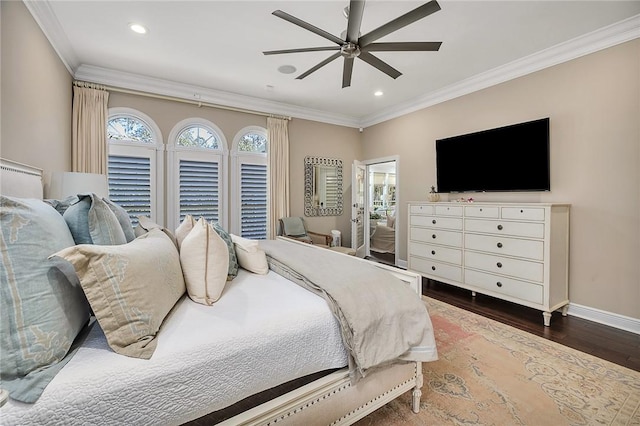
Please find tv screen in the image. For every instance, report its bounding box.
[436,118,550,193]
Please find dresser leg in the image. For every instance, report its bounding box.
[561,305,569,316]
[471,291,476,297]
[542,311,551,326]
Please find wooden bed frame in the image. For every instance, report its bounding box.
[0,158,426,426]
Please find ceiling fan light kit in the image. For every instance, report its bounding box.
[263,0,443,88]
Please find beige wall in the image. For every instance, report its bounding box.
[108,93,362,245]
[362,40,640,320]
[1,1,72,171]
[288,119,361,247]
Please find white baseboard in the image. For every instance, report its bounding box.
[567,303,640,335]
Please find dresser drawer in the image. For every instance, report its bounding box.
[464,251,543,282]
[465,206,499,218]
[410,257,463,282]
[465,233,544,260]
[435,205,463,216]
[501,207,545,221]
[410,205,433,215]
[465,269,543,305]
[411,215,462,230]
[465,219,544,239]
[409,242,462,265]
[411,227,462,248]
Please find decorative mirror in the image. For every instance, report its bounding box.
[304,156,343,216]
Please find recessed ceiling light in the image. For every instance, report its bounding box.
[374,91,384,97]
[278,65,297,74]
[129,23,148,34]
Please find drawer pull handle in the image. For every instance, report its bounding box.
[520,209,524,213]
[431,250,436,255]
[497,242,503,248]
[497,262,503,268]
[432,234,437,239]
[431,266,436,271]
[496,282,503,288]
[497,224,503,230]
[432,219,436,224]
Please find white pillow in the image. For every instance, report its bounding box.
[180,217,229,305]
[175,214,195,250]
[231,234,269,275]
[230,234,259,252]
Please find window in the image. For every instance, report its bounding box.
[231,127,268,239]
[167,118,228,230]
[107,108,164,225]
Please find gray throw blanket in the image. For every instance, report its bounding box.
[259,239,438,381]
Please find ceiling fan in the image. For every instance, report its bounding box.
[263,0,442,88]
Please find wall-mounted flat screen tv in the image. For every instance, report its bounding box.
[436,118,550,193]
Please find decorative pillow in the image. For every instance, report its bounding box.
[174,214,195,249]
[44,195,79,215]
[63,193,127,245]
[231,234,268,275]
[133,216,178,248]
[280,217,307,237]
[51,229,185,359]
[180,218,229,305]
[102,198,135,242]
[210,221,239,281]
[1,196,90,403]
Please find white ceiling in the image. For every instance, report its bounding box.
[29,1,640,127]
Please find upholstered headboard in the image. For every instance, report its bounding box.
[0,158,44,199]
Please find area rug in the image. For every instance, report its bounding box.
[356,297,640,426]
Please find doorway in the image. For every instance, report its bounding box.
[365,157,398,266]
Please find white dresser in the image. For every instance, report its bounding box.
[408,202,570,325]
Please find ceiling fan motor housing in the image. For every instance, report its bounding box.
[341,42,361,59]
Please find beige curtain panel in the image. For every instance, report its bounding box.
[72,83,109,174]
[267,117,290,239]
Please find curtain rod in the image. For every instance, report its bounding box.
[73,80,291,121]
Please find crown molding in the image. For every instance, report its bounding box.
[27,0,639,129]
[23,0,78,74]
[74,65,362,128]
[359,14,640,128]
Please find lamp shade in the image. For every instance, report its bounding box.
[46,171,109,199]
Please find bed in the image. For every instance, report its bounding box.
[0,158,438,425]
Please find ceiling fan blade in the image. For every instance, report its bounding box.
[342,57,355,88]
[358,0,441,47]
[346,0,365,43]
[358,52,402,79]
[272,10,344,45]
[361,41,442,52]
[296,52,342,80]
[263,46,340,55]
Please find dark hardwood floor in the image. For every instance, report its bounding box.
[422,278,640,372]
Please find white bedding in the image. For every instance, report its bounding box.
[0,270,349,426]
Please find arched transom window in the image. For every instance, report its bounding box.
[176,125,220,149]
[107,115,155,144]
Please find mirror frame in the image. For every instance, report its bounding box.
[304,156,343,217]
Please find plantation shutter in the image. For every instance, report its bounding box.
[107,155,151,225]
[240,162,267,239]
[179,159,219,223]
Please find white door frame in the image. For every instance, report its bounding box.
[362,155,399,266]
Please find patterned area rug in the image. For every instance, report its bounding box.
[356,297,640,425]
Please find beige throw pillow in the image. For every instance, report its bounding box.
[231,234,269,275]
[51,229,185,359]
[175,214,195,250]
[180,218,229,305]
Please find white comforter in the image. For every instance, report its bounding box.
[0,270,348,426]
